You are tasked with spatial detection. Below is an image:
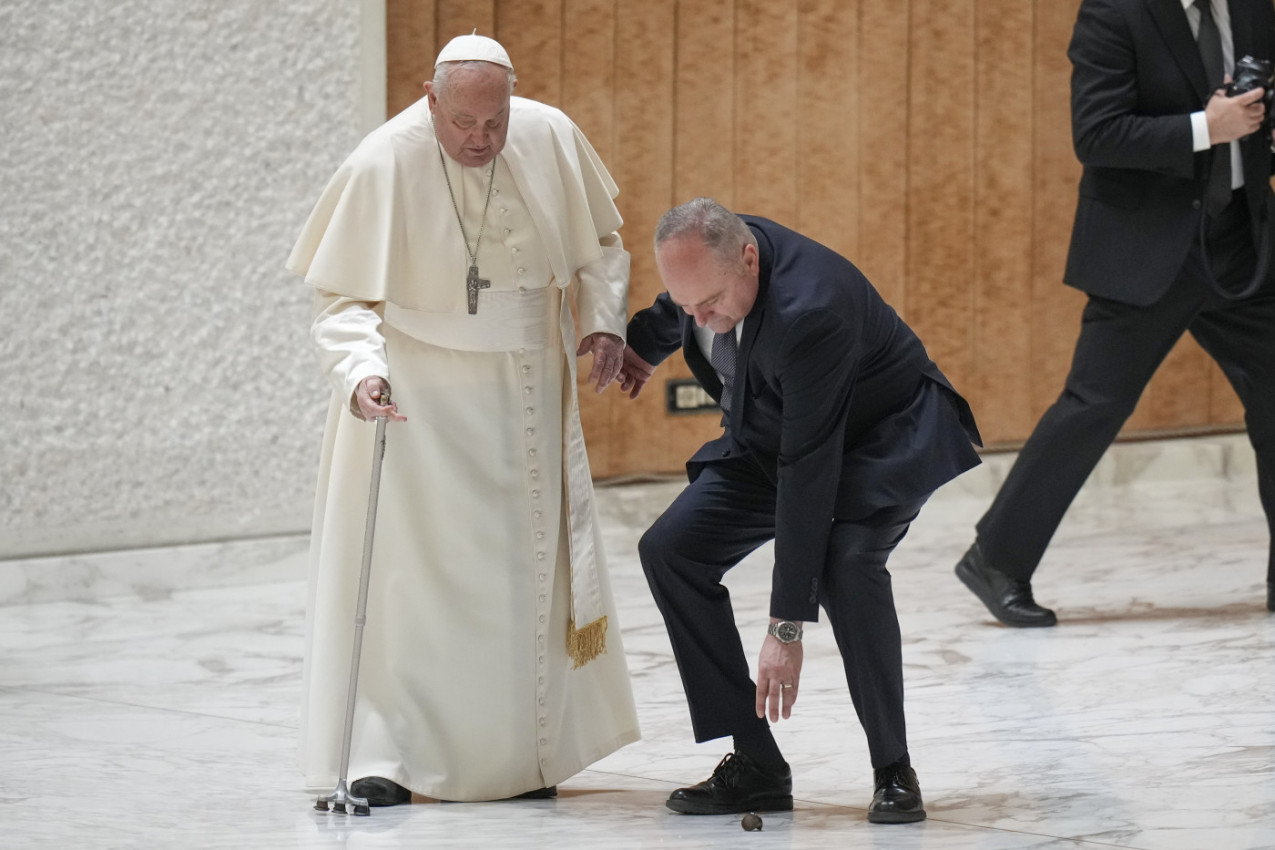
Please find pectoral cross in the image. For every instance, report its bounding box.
[466,264,490,315]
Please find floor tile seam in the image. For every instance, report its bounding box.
[0,684,298,731]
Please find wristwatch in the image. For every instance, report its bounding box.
[767,620,803,644]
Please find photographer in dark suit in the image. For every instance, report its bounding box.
[617,198,981,824]
[954,0,1275,627]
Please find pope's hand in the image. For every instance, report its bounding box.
[616,346,656,399]
[577,332,625,393]
[353,376,407,422]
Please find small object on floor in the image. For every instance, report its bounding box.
[741,812,763,831]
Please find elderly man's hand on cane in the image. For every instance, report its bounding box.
[353,376,407,422]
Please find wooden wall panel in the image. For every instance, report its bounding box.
[435,0,495,46]
[562,0,617,162]
[384,0,1251,477]
[972,0,1034,444]
[734,0,798,223]
[907,0,976,397]
[857,0,909,309]
[387,0,436,117]
[495,0,563,104]
[606,0,677,476]
[795,0,859,260]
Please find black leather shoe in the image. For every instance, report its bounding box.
[349,776,411,807]
[513,786,557,799]
[955,542,1057,627]
[666,752,793,814]
[868,761,926,824]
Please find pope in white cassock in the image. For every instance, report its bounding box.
[287,33,640,805]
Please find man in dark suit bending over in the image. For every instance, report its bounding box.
[955,0,1275,628]
[617,198,982,824]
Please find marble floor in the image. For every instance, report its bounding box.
[2,435,1272,849]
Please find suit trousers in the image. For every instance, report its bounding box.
[638,453,924,769]
[978,191,1275,584]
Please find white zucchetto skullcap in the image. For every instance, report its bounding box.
[434,31,513,70]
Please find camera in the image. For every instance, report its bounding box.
[1225,55,1275,128]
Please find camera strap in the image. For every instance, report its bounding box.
[1196,197,1270,301]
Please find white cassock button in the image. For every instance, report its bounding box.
[525,407,534,416]
[517,267,526,275]
[536,531,545,539]
[528,448,536,457]
[539,738,547,745]
[537,552,545,560]
[539,614,545,623]
[533,510,542,519]
[539,573,546,582]
[531,489,540,499]
[530,469,539,479]
[526,427,535,437]
[512,247,520,255]
[522,365,531,374]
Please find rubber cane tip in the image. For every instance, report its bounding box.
[741,812,763,831]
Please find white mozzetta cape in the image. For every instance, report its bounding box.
[288,96,623,313]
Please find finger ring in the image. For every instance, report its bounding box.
[780,684,793,689]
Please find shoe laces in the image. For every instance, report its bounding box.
[706,752,747,790]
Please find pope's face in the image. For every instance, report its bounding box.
[425,63,512,168]
[655,235,759,334]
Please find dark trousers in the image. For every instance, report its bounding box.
[638,455,923,769]
[978,192,1275,583]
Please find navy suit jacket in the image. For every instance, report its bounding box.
[1063,0,1275,305]
[627,217,982,620]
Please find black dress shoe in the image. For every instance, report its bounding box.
[666,752,793,814]
[349,776,411,807]
[868,761,926,824]
[513,786,557,799]
[955,541,1057,627]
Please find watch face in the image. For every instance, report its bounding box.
[775,621,800,643]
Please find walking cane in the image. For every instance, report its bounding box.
[314,403,390,817]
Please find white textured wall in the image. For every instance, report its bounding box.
[0,1,376,558]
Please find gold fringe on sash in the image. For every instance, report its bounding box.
[567,616,608,669]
